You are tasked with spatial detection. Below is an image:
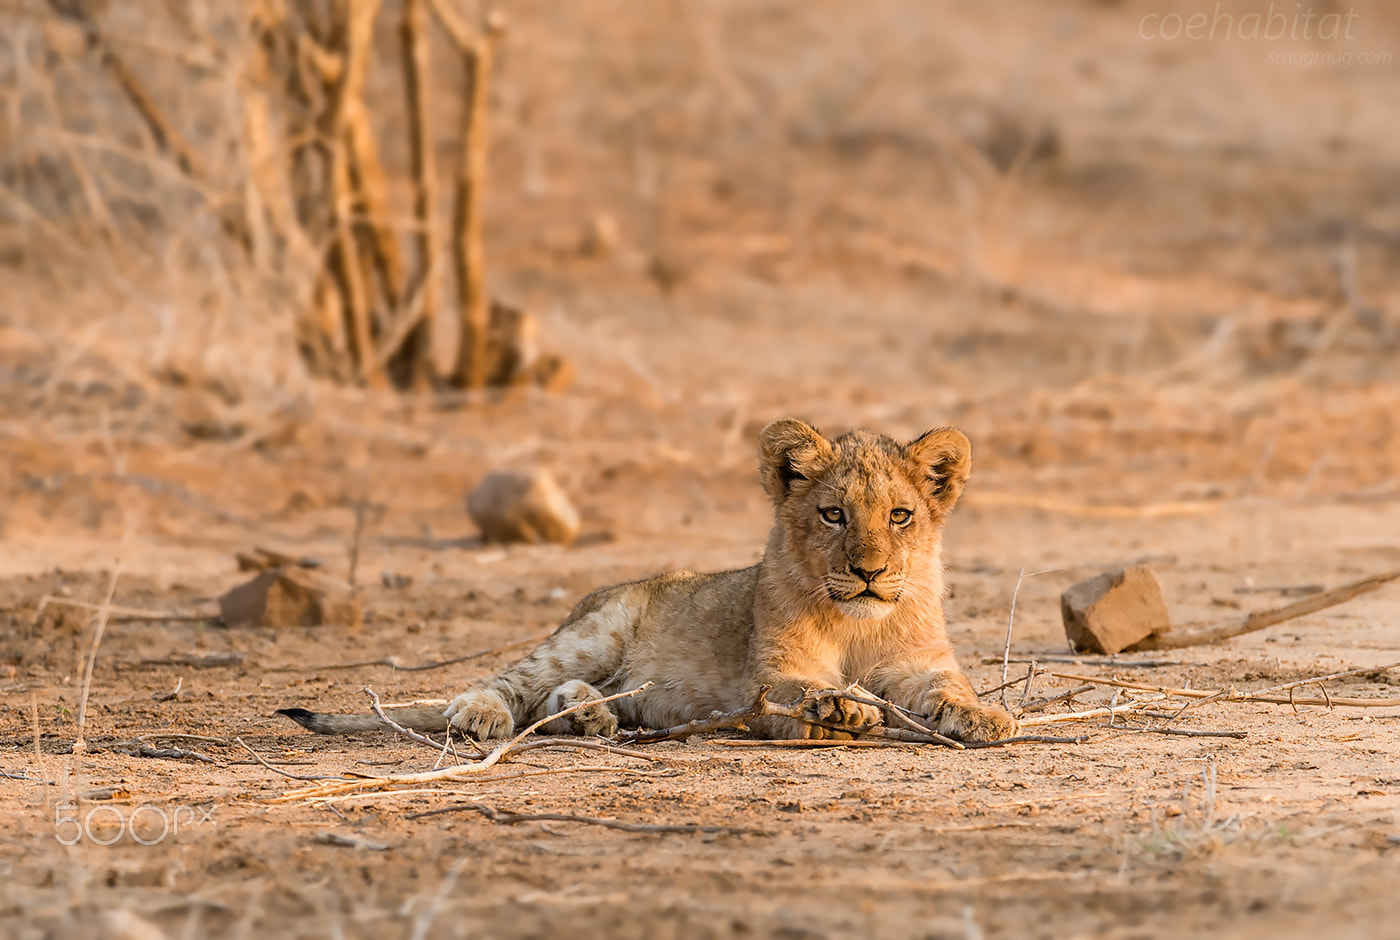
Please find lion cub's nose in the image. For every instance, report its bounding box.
[848,564,886,583]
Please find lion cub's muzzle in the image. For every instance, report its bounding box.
[824,567,904,605]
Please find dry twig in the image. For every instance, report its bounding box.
[1053,662,1400,708]
[617,685,967,749]
[263,634,548,673]
[268,683,655,802]
[1131,569,1400,650]
[364,686,484,758]
[33,595,210,625]
[73,567,120,756]
[235,737,353,782]
[407,801,766,836]
[1018,685,1093,714]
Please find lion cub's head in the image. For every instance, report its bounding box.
[758,418,971,621]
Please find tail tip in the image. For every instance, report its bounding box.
[276,707,325,732]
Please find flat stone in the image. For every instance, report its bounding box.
[219,567,362,628]
[1061,564,1172,655]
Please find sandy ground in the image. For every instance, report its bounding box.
[3,1,1400,937]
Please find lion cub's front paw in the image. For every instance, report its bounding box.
[445,687,515,740]
[930,698,1018,743]
[567,701,619,737]
[804,694,883,740]
[541,680,619,737]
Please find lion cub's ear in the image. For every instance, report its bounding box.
[903,428,972,517]
[758,418,833,503]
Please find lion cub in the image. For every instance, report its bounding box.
[279,419,1016,742]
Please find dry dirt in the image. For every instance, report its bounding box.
[3,2,1400,938]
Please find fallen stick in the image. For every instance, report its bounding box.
[618,686,966,749]
[73,568,120,757]
[1117,727,1247,739]
[1130,569,1400,650]
[121,653,244,669]
[263,634,548,673]
[1052,672,1216,699]
[802,687,965,748]
[616,688,776,744]
[963,734,1091,748]
[618,686,1079,749]
[504,738,661,762]
[234,737,354,783]
[33,595,211,625]
[407,801,766,836]
[985,656,1188,668]
[313,832,390,851]
[1053,662,1400,708]
[128,744,219,764]
[136,732,227,745]
[268,684,655,802]
[1018,696,1167,727]
[1018,685,1094,714]
[714,739,909,749]
[365,686,484,758]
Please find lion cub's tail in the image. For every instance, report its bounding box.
[276,705,449,735]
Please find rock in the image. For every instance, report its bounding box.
[1061,564,1171,655]
[219,567,362,628]
[467,469,579,545]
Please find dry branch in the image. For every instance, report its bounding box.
[715,739,913,749]
[1018,685,1093,714]
[267,683,655,802]
[262,633,548,673]
[33,595,211,625]
[313,832,390,850]
[1115,727,1247,739]
[449,14,501,388]
[1130,568,1400,650]
[1018,697,1167,728]
[47,0,203,178]
[365,686,480,756]
[617,685,967,749]
[234,737,353,782]
[127,744,219,763]
[73,567,119,757]
[1052,662,1400,708]
[392,0,438,388]
[803,687,966,747]
[407,801,767,836]
[506,738,661,762]
[616,685,1075,749]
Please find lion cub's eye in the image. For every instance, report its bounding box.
[889,508,913,526]
[818,507,845,526]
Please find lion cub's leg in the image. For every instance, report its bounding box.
[872,663,1017,743]
[445,589,633,740]
[535,679,619,737]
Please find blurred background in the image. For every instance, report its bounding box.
[1,0,1398,567]
[3,6,1400,936]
